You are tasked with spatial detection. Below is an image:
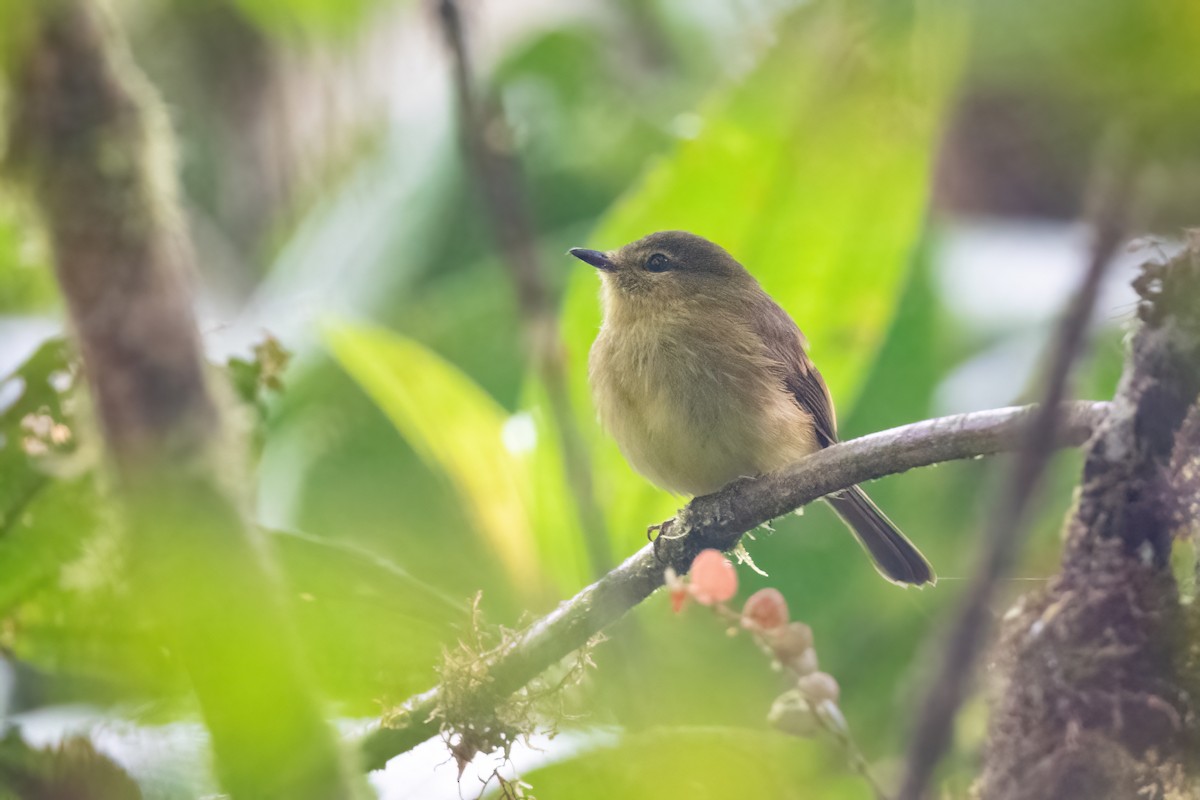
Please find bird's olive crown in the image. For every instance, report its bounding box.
[614,230,744,277]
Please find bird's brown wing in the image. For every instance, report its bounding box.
[749,296,934,585]
[749,297,839,447]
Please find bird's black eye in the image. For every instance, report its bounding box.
[645,253,670,272]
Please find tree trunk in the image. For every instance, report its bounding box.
[978,247,1200,799]
[5,2,360,797]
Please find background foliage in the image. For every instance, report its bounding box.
[0,0,1195,796]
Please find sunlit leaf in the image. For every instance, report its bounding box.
[559,0,964,550]
[324,322,545,593]
[520,727,873,800]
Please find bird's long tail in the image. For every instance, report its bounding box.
[826,485,935,586]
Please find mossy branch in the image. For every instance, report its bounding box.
[359,400,1109,770]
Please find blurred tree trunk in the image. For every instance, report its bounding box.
[143,0,296,294]
[5,1,360,797]
[978,251,1200,799]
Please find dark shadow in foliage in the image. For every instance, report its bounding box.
[0,728,141,800]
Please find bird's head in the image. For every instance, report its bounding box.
[569,231,754,309]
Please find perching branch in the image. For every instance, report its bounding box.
[359,400,1109,770]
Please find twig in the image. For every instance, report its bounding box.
[434,0,613,577]
[896,136,1135,800]
[705,602,887,798]
[358,401,1109,770]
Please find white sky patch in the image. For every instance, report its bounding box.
[0,377,24,416]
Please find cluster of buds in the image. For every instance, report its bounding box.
[666,549,845,739]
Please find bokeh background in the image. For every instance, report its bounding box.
[2,0,1198,797]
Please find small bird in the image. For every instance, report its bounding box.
[570,231,934,586]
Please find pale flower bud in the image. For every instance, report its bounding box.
[797,671,840,704]
[768,689,819,738]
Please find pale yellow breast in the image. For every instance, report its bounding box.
[589,307,819,496]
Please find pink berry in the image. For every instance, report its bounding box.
[688,549,738,605]
[741,588,789,630]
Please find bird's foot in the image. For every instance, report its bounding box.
[648,517,689,542]
[649,517,687,563]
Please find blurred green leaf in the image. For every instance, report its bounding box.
[518,727,873,800]
[0,335,466,712]
[0,191,55,313]
[269,528,465,709]
[0,0,39,78]
[1,339,67,518]
[520,379,594,590]
[559,0,965,551]
[0,476,98,621]
[324,321,548,594]
[0,339,81,615]
[973,0,1200,104]
[225,0,400,38]
[490,27,681,233]
[0,340,173,699]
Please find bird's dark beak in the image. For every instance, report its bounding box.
[568,248,616,272]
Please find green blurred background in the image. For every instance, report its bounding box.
[1,0,1197,797]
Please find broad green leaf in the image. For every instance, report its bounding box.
[560,0,964,550]
[269,528,465,709]
[7,517,466,711]
[324,322,545,593]
[518,727,873,800]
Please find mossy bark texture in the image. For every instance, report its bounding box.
[980,250,1200,800]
